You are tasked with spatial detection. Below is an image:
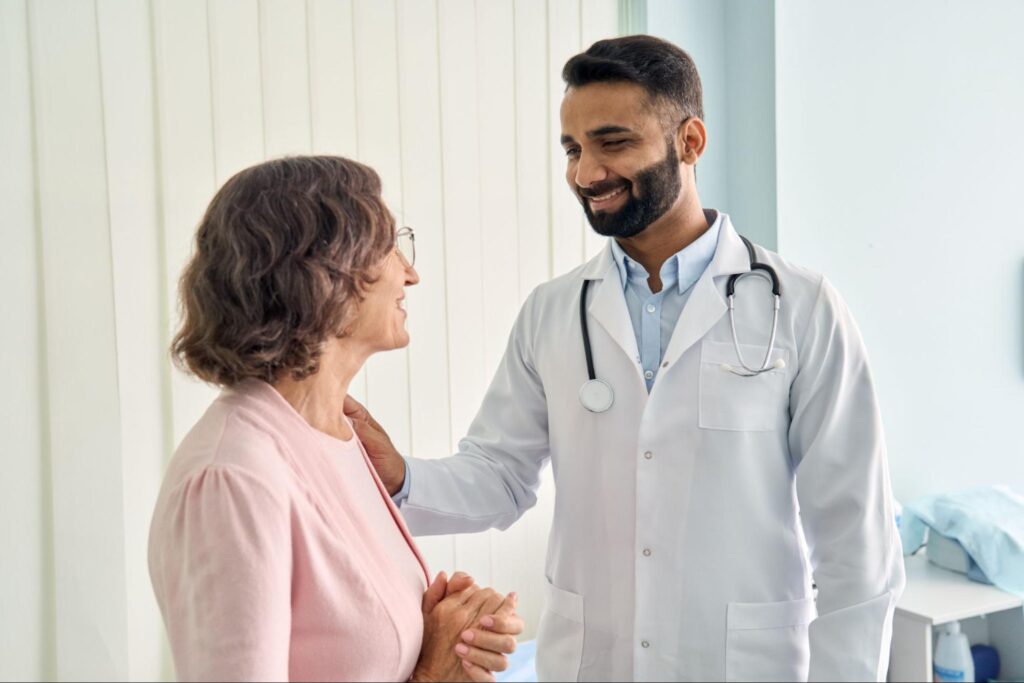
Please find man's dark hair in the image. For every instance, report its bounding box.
[562,34,704,128]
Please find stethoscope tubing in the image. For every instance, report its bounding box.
[579,235,783,412]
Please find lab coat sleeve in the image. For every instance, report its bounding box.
[788,277,906,682]
[401,290,549,535]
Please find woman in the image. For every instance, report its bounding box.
[149,156,522,682]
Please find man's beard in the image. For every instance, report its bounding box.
[579,141,682,239]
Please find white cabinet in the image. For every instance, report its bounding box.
[889,553,1024,682]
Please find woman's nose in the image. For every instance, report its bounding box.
[405,264,420,286]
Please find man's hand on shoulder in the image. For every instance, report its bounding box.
[343,395,407,495]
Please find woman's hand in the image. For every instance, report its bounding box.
[412,573,520,682]
[453,593,523,679]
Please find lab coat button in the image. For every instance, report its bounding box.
[643,451,652,459]
[642,548,652,557]
[641,640,650,649]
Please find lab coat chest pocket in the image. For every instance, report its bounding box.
[699,340,789,432]
[725,597,816,682]
[535,578,585,682]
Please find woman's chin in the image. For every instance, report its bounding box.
[388,329,411,350]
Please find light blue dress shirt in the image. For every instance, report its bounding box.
[610,211,723,392]
[394,212,724,503]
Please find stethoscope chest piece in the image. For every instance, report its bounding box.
[579,378,614,413]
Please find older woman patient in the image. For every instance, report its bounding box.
[149,156,521,682]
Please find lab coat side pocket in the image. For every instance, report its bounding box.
[535,578,585,683]
[725,596,816,682]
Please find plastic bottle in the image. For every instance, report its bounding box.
[934,621,974,682]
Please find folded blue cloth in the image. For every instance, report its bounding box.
[900,486,1024,597]
[496,639,537,683]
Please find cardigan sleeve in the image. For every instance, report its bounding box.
[149,464,292,682]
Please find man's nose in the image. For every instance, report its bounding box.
[574,152,609,189]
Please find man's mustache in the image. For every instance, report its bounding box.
[577,180,631,198]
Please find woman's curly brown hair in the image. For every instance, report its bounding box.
[171,155,395,386]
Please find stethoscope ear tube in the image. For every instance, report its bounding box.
[579,278,615,412]
[580,278,597,381]
[725,237,784,376]
[728,236,781,297]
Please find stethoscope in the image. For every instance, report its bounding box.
[578,235,785,413]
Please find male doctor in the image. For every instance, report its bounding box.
[347,35,905,682]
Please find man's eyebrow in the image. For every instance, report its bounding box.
[587,125,635,138]
[561,126,637,146]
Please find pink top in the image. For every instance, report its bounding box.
[149,379,430,682]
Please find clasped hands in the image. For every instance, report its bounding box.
[413,571,524,683]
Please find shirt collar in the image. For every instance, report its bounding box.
[609,210,724,294]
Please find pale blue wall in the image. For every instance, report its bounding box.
[646,0,777,249]
[774,0,1024,502]
[645,0,1024,504]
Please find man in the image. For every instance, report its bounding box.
[347,35,904,682]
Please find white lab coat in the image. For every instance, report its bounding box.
[401,214,905,682]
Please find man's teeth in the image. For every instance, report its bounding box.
[591,186,626,202]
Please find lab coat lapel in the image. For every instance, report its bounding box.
[660,216,751,369]
[581,243,642,370]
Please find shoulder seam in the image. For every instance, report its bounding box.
[161,460,290,509]
[796,274,828,352]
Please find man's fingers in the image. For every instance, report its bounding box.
[461,628,517,655]
[455,643,507,675]
[342,395,367,420]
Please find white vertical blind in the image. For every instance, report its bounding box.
[395,0,455,572]
[438,0,492,585]
[1,0,619,678]
[95,1,168,678]
[28,1,129,679]
[1,0,51,679]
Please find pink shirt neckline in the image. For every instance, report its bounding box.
[227,378,431,585]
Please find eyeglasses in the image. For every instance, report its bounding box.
[396,226,416,267]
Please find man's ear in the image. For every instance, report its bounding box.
[676,117,707,165]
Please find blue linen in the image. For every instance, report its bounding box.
[900,486,1024,597]
[495,639,537,683]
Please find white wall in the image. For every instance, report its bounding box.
[775,0,1024,502]
[0,0,619,679]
